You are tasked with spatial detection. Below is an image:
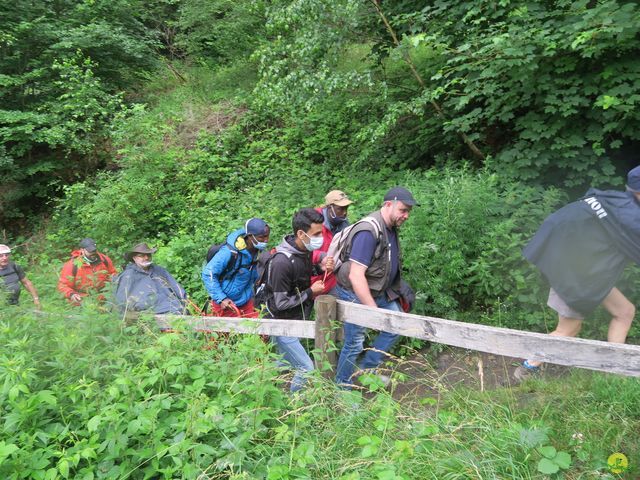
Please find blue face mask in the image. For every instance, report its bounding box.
[251,235,268,251]
[302,232,323,251]
[328,205,347,225]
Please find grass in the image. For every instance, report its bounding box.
[1,283,638,479]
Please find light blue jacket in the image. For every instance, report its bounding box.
[201,228,258,306]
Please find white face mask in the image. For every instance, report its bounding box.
[302,232,323,251]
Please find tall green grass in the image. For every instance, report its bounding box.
[1,300,638,479]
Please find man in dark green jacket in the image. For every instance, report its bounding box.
[0,244,40,308]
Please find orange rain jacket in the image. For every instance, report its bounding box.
[58,250,117,304]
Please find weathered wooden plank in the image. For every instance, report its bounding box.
[314,295,339,375]
[336,301,640,377]
[155,315,315,338]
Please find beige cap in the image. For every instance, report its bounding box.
[0,244,11,254]
[325,190,354,207]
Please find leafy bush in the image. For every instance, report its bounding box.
[253,0,640,185]
[0,0,159,225]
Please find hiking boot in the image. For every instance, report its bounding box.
[513,360,541,383]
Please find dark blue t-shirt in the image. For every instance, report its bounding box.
[349,228,399,286]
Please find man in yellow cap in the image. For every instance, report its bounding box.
[311,190,354,295]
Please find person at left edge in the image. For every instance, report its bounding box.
[202,218,270,318]
[0,244,40,308]
[58,237,117,305]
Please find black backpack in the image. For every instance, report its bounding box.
[205,242,241,283]
[253,248,281,310]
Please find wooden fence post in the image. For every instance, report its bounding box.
[314,295,338,377]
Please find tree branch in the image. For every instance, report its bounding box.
[368,0,486,161]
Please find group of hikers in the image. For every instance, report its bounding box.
[3,167,640,388]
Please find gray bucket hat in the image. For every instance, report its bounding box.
[125,242,157,262]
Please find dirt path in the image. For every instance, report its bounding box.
[376,346,570,403]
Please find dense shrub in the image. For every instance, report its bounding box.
[254,0,640,185]
[1,302,639,479]
[48,82,585,335]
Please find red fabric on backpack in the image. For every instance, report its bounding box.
[310,207,338,295]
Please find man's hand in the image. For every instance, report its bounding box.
[321,256,335,273]
[70,293,82,304]
[33,297,41,310]
[220,298,236,310]
[310,280,325,295]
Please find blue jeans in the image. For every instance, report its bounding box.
[333,285,401,386]
[271,336,315,392]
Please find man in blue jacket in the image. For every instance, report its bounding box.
[515,166,640,381]
[202,218,270,317]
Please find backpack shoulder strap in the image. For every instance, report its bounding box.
[1,262,20,280]
[71,258,78,280]
[219,244,241,281]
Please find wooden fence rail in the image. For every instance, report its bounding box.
[156,295,640,378]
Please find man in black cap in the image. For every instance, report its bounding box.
[332,186,419,388]
[515,165,640,381]
[113,243,186,315]
[58,238,117,305]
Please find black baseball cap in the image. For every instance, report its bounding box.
[79,238,97,252]
[383,187,420,206]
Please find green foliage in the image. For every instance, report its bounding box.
[177,0,267,63]
[0,0,160,226]
[0,305,286,479]
[253,0,640,185]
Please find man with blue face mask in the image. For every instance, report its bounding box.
[202,218,270,318]
[311,190,354,295]
[260,208,334,392]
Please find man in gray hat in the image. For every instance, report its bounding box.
[113,243,187,315]
[58,238,117,305]
[332,186,419,388]
[0,244,40,308]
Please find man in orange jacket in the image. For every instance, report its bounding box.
[58,238,117,305]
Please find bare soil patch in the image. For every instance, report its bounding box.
[377,346,571,404]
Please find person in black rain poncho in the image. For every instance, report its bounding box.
[514,166,640,381]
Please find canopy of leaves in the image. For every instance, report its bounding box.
[0,0,161,226]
